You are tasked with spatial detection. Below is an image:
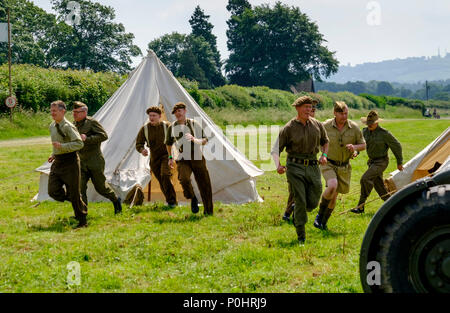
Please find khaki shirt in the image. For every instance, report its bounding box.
[363,126,403,165]
[273,117,329,158]
[165,119,208,161]
[75,117,108,159]
[136,122,169,160]
[49,117,83,155]
[323,118,365,163]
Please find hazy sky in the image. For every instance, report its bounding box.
[31,0,450,68]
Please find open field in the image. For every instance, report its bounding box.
[0,106,443,140]
[0,120,448,292]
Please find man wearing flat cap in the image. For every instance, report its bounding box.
[351,110,403,213]
[73,101,122,214]
[271,96,329,245]
[165,102,213,215]
[316,101,366,230]
[136,106,177,207]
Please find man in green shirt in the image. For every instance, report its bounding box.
[281,102,317,222]
[47,100,88,228]
[136,106,177,207]
[351,110,404,213]
[272,96,329,245]
[165,102,213,215]
[72,102,122,214]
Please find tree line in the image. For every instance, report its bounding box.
[0,0,339,91]
[316,80,450,102]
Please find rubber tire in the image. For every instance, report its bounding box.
[375,184,450,293]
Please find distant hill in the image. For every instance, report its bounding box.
[328,54,450,83]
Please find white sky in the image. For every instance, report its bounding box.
[31,0,450,68]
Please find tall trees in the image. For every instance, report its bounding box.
[0,0,71,67]
[148,32,217,88]
[225,1,339,90]
[189,5,224,87]
[0,0,140,73]
[51,0,141,73]
[148,5,225,88]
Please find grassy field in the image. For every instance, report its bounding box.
[0,106,433,140]
[0,119,448,292]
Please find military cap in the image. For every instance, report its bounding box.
[171,102,187,114]
[334,101,348,113]
[292,96,318,107]
[73,101,88,110]
[50,100,67,110]
[146,106,162,115]
[361,110,383,125]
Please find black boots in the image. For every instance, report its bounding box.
[321,208,334,230]
[75,215,87,228]
[191,196,199,214]
[113,197,122,214]
[296,226,306,246]
[314,197,330,230]
[351,201,365,214]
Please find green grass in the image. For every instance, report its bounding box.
[0,110,52,140]
[0,120,448,292]
[0,105,439,141]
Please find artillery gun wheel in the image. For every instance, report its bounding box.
[376,185,450,293]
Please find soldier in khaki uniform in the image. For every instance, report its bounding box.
[351,111,404,213]
[165,102,213,215]
[136,106,177,207]
[272,96,329,245]
[72,102,122,214]
[47,100,88,228]
[315,101,366,230]
[281,102,317,222]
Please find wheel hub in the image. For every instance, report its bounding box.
[410,227,450,293]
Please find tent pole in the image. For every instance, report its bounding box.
[147,177,151,201]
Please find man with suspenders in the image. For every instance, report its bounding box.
[165,102,214,216]
[136,106,177,207]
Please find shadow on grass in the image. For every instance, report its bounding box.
[153,214,206,224]
[28,216,76,233]
[314,229,342,238]
[274,239,301,248]
[28,214,103,232]
[127,203,176,215]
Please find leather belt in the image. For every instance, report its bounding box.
[328,158,349,167]
[287,157,318,166]
[369,156,388,162]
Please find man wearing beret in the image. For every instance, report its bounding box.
[281,101,318,222]
[136,106,177,207]
[165,102,213,215]
[316,101,366,230]
[351,110,403,213]
[271,96,329,245]
[73,101,122,214]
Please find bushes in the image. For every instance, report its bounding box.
[0,64,125,114]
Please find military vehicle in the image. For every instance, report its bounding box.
[359,165,450,293]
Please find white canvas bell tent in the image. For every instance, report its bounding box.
[386,126,450,192]
[34,50,264,204]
